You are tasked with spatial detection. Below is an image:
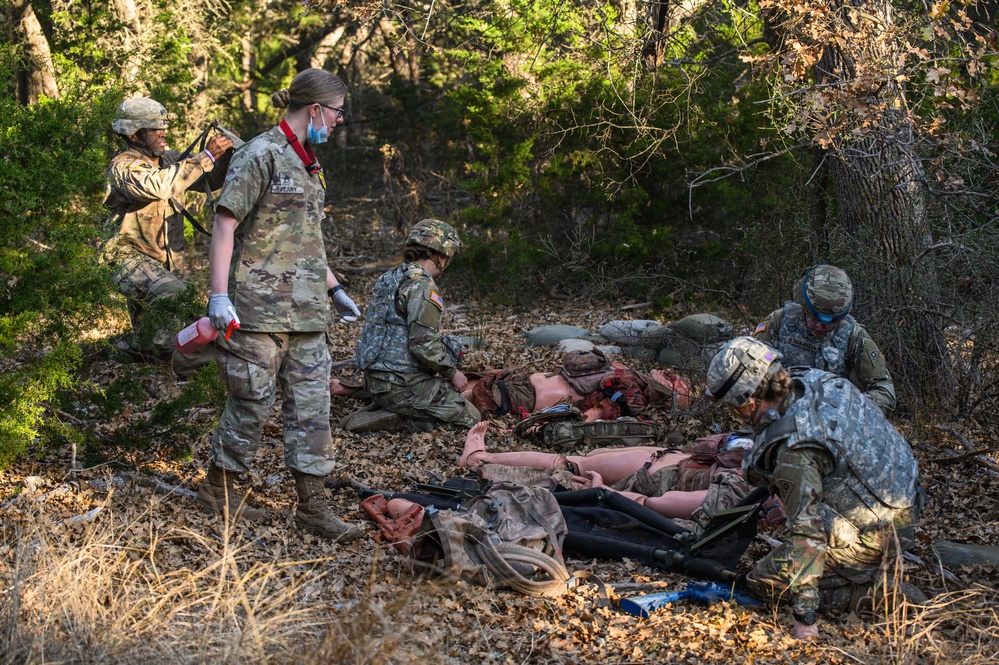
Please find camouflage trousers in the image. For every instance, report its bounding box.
[747,519,916,613]
[618,464,752,532]
[108,247,212,376]
[212,330,336,476]
[365,371,481,429]
[689,472,753,529]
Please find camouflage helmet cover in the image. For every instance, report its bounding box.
[796,264,854,324]
[706,337,783,407]
[406,219,462,258]
[112,97,174,136]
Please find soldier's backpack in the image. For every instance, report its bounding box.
[558,348,614,395]
[674,433,750,492]
[514,404,664,451]
[409,482,573,597]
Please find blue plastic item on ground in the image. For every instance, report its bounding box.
[619,581,761,618]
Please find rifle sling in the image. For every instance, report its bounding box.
[169,198,212,237]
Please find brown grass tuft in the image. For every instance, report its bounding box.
[0,505,433,664]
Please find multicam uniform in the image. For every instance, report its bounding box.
[608,433,755,529]
[209,126,336,476]
[744,368,919,614]
[754,301,896,413]
[102,145,229,361]
[356,262,480,428]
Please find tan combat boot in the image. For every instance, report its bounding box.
[195,465,267,522]
[293,472,364,543]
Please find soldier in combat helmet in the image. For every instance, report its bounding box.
[753,264,896,413]
[705,337,921,640]
[353,219,481,430]
[102,96,235,377]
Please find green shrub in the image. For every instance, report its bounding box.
[0,48,120,467]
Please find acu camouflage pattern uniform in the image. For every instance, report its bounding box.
[210,126,336,477]
[102,98,231,366]
[743,368,919,615]
[356,223,480,429]
[754,267,896,413]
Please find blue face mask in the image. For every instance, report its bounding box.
[307,111,328,145]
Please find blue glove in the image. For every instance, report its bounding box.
[328,285,361,323]
[208,293,240,332]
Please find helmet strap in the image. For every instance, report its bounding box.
[126,134,159,160]
[430,253,449,274]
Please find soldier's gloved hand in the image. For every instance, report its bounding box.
[761,496,787,527]
[208,293,240,332]
[328,285,360,323]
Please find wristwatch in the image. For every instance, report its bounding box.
[327,285,344,298]
[793,610,818,626]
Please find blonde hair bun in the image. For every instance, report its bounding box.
[272,88,292,109]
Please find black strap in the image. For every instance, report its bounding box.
[496,378,510,416]
[763,413,797,444]
[168,198,212,237]
[176,125,213,161]
[712,365,746,403]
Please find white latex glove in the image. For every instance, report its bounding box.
[329,286,361,323]
[208,293,240,332]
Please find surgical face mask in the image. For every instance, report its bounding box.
[307,110,329,145]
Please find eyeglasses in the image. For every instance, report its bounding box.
[317,103,345,121]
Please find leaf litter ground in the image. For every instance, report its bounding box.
[2,217,999,663]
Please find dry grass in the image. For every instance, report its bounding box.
[0,501,433,665]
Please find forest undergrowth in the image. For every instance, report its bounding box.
[2,212,999,665]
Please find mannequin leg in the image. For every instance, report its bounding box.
[460,421,568,471]
[640,490,709,519]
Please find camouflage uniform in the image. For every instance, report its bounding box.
[210,125,336,476]
[102,98,230,372]
[356,261,480,428]
[743,368,919,615]
[610,434,755,529]
[754,267,896,413]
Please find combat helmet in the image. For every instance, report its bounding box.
[406,219,462,258]
[796,264,853,324]
[706,337,782,407]
[112,97,174,136]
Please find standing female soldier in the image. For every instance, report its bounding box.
[353,219,480,430]
[195,68,363,542]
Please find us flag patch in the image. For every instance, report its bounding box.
[429,290,445,309]
[754,321,767,334]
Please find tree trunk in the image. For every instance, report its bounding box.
[827,130,947,400]
[311,26,346,69]
[807,146,829,259]
[13,0,59,104]
[242,34,257,113]
[773,0,950,405]
[111,0,141,46]
[641,0,669,69]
